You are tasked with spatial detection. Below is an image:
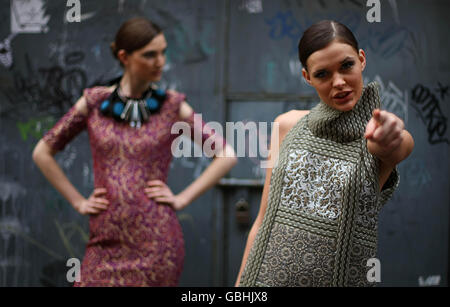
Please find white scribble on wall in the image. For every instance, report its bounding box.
[0,177,28,286]
[56,144,77,170]
[170,135,212,178]
[388,0,400,24]
[159,79,180,91]
[0,33,17,68]
[118,0,125,13]
[65,9,96,24]
[402,159,431,193]
[0,178,27,207]
[0,216,29,286]
[418,275,441,287]
[289,58,302,77]
[11,0,50,33]
[239,0,263,14]
[79,11,96,22]
[365,75,409,127]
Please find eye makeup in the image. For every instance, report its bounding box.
[341,60,355,70]
[313,70,327,79]
[312,57,356,79]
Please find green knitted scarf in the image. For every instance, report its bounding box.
[240,82,399,287]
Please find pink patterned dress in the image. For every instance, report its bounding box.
[42,86,224,286]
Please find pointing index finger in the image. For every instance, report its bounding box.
[373,109,386,125]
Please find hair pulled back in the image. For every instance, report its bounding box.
[298,20,359,71]
[110,17,162,64]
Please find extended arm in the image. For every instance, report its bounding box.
[365,109,414,191]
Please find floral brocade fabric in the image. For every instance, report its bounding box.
[42,86,225,286]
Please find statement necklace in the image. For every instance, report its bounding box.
[100,84,166,129]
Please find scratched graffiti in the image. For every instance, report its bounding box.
[316,0,364,8]
[0,177,27,286]
[387,0,400,24]
[411,83,449,145]
[1,215,88,286]
[16,116,55,142]
[434,82,449,101]
[358,25,409,59]
[11,0,50,33]
[165,23,216,64]
[159,78,181,92]
[172,140,212,179]
[239,0,263,14]
[364,75,409,127]
[288,57,302,77]
[56,144,78,170]
[400,159,432,195]
[0,33,17,69]
[418,275,441,287]
[296,0,399,23]
[145,7,216,64]
[53,219,88,258]
[172,119,271,179]
[0,51,87,119]
[0,178,88,286]
[265,9,409,58]
[265,10,304,53]
[82,162,94,188]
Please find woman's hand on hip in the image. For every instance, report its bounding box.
[75,188,109,215]
[145,180,187,211]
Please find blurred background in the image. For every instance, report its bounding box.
[0,0,448,287]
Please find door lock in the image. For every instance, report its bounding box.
[235,198,250,225]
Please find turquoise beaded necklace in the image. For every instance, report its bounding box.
[100,84,166,129]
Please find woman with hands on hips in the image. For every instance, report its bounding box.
[32,17,237,286]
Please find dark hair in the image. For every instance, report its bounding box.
[110,17,162,64]
[298,20,359,71]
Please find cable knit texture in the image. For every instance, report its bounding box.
[308,83,377,143]
[240,82,399,287]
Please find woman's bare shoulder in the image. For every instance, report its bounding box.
[275,110,310,135]
[107,85,117,92]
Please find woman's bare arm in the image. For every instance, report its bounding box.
[146,100,238,210]
[32,96,109,215]
[365,109,414,191]
[175,101,238,209]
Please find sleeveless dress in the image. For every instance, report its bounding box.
[240,82,400,287]
[42,86,225,286]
